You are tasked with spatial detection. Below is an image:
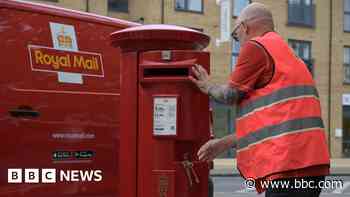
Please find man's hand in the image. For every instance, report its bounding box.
[197,134,237,162]
[189,64,211,94]
[189,64,240,105]
[197,139,225,162]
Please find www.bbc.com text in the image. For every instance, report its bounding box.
[245,178,344,190]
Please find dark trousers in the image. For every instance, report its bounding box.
[265,176,325,197]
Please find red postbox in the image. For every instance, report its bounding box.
[111,25,211,197]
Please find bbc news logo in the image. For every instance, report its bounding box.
[8,169,102,183]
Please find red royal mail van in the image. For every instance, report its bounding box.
[0,0,139,196]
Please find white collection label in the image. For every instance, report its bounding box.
[153,97,177,136]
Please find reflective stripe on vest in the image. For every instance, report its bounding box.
[237,117,324,152]
[237,85,319,118]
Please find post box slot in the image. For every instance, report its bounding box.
[143,67,189,78]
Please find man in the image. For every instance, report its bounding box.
[189,2,330,197]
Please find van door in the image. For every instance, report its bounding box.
[0,6,122,197]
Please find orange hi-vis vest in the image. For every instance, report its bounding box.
[236,32,330,180]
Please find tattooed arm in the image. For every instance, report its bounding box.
[207,84,239,105]
[189,64,240,105]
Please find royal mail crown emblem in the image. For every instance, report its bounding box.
[57,26,73,49]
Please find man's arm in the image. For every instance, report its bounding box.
[189,64,239,161]
[197,133,237,161]
[189,64,241,105]
[207,84,240,105]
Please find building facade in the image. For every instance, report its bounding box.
[24,0,350,159]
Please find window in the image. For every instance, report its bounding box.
[345,0,350,31]
[231,40,240,71]
[344,47,350,83]
[210,101,236,158]
[288,40,313,75]
[343,105,350,157]
[233,0,250,17]
[175,0,203,13]
[108,0,128,13]
[288,0,315,27]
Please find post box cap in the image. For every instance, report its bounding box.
[110,24,210,51]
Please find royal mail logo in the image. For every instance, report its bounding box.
[27,22,105,84]
[28,45,104,76]
[8,168,102,184]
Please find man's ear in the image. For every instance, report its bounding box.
[242,22,249,34]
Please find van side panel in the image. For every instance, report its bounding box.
[0,3,127,197]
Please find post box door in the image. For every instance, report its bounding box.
[137,50,210,197]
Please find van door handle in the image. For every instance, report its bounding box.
[9,106,40,118]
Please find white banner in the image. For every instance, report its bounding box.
[220,0,231,42]
[343,94,350,106]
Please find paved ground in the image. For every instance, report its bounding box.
[211,159,350,176]
[213,176,350,197]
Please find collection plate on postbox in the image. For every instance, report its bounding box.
[153,95,179,137]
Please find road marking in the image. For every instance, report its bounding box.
[213,192,226,194]
[332,181,350,194]
[213,192,228,197]
[235,188,256,193]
